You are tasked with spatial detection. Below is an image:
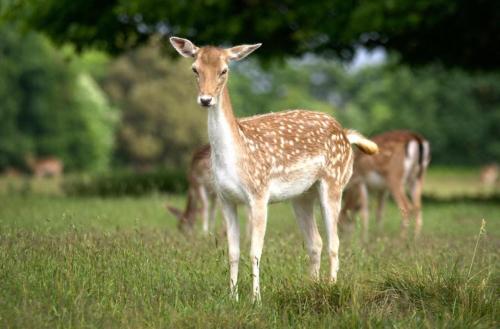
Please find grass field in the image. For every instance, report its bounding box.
[0,170,499,328]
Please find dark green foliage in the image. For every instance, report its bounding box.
[4,0,499,70]
[336,64,500,164]
[0,25,73,169]
[101,42,207,168]
[423,193,500,205]
[0,25,116,171]
[63,169,188,196]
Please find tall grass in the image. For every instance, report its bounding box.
[0,194,498,328]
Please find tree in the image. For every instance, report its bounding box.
[101,42,207,169]
[0,25,116,171]
[4,0,499,70]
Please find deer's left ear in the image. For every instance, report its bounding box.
[227,43,262,61]
[169,37,199,58]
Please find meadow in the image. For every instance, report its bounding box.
[0,169,498,328]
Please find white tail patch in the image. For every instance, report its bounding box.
[404,140,420,181]
[345,130,379,155]
[422,141,431,168]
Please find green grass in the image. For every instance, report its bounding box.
[0,192,498,328]
[424,166,499,197]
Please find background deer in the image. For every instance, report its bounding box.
[166,145,218,233]
[340,130,430,240]
[170,37,378,302]
[25,155,64,178]
[480,163,498,188]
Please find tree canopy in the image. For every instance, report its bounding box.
[101,42,207,169]
[3,0,499,70]
[0,25,117,172]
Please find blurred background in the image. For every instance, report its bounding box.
[0,0,498,197]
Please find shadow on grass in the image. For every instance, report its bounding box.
[423,192,500,204]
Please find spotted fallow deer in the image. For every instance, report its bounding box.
[167,144,218,233]
[170,37,378,302]
[26,155,64,178]
[340,130,430,240]
[480,163,498,188]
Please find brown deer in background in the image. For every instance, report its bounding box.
[25,155,64,178]
[480,164,498,188]
[170,37,378,302]
[340,130,430,241]
[166,145,218,233]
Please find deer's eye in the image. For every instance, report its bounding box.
[192,67,198,75]
[220,68,228,76]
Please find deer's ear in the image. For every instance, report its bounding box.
[166,205,184,220]
[227,43,262,61]
[169,37,199,58]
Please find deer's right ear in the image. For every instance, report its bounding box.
[166,205,184,221]
[169,37,199,58]
[227,43,262,61]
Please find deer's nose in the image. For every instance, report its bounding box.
[199,95,213,107]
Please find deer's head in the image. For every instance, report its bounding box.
[166,204,195,234]
[169,37,261,108]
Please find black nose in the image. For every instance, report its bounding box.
[200,96,212,106]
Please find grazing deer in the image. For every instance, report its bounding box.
[25,155,64,178]
[167,144,218,233]
[3,167,22,177]
[340,130,430,240]
[170,37,378,302]
[480,164,498,188]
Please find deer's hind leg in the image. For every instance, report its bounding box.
[388,178,413,239]
[375,190,388,227]
[318,178,343,283]
[292,191,322,280]
[409,176,424,238]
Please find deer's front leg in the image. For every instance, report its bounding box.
[208,193,217,232]
[358,183,369,243]
[249,198,268,303]
[199,186,210,233]
[221,200,239,300]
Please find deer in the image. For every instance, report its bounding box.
[479,163,498,188]
[25,155,64,178]
[339,130,431,241]
[169,37,378,302]
[166,144,218,233]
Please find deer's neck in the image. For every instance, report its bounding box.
[207,85,242,162]
[207,85,246,200]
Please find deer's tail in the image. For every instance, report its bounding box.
[344,129,379,155]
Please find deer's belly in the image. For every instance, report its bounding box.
[269,158,323,202]
[269,175,317,202]
[365,171,386,190]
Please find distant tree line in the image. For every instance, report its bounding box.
[1,24,498,173]
[229,58,500,164]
